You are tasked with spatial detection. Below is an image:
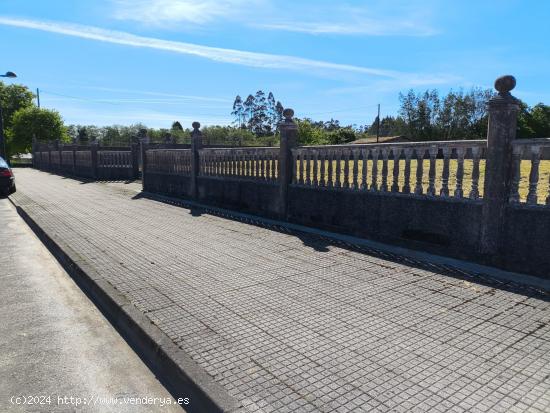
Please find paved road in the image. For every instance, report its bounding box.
[0,198,186,412]
[9,169,550,413]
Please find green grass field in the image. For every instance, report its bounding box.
[296,159,550,204]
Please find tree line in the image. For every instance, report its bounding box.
[2,81,549,158]
[231,91,284,136]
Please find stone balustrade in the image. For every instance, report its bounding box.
[146,149,193,175]
[75,150,92,167]
[199,147,279,182]
[510,138,550,206]
[98,150,133,168]
[291,140,487,200]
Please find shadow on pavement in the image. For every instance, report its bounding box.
[131,191,550,302]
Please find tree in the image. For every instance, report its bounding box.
[243,94,255,130]
[0,82,35,131]
[518,103,550,138]
[250,90,268,135]
[231,95,244,128]
[266,92,276,133]
[7,107,67,156]
[274,101,284,128]
[171,121,183,131]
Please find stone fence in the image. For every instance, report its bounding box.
[32,141,140,180]
[141,76,550,278]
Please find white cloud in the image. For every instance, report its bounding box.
[0,16,453,85]
[111,0,437,37]
[111,0,260,26]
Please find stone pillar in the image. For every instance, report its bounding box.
[90,141,99,180]
[278,109,298,219]
[479,75,520,257]
[190,122,202,200]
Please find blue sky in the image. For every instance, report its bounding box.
[1,0,549,128]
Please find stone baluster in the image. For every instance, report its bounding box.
[352,149,359,189]
[454,147,466,198]
[297,150,304,185]
[414,148,424,195]
[327,151,334,188]
[526,146,542,205]
[402,148,412,194]
[391,147,401,192]
[380,148,389,192]
[361,149,368,190]
[343,149,350,189]
[370,149,379,191]
[509,145,523,203]
[319,151,326,187]
[440,147,451,197]
[469,146,481,199]
[312,150,319,186]
[427,146,438,196]
[335,150,342,188]
[305,150,312,185]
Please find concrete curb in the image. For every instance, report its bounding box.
[139,191,550,295]
[10,198,241,413]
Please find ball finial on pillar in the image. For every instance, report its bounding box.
[192,121,200,130]
[494,75,516,96]
[283,108,294,122]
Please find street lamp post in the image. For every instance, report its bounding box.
[0,71,18,160]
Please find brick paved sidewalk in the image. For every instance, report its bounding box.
[10,169,550,413]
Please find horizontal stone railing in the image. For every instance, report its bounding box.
[75,150,92,168]
[199,147,279,183]
[98,150,133,169]
[510,138,550,205]
[292,140,488,201]
[146,148,193,175]
[32,141,139,180]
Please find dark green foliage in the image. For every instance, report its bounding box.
[518,103,550,138]
[0,81,35,131]
[8,107,68,156]
[398,88,494,140]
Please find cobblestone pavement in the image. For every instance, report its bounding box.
[10,169,550,413]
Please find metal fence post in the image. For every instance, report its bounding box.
[479,75,520,257]
[278,109,298,219]
[190,121,202,200]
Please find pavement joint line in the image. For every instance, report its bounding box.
[137,191,550,297]
[9,196,242,413]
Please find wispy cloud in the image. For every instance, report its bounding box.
[256,18,436,37]
[78,86,231,103]
[112,0,261,26]
[0,16,453,85]
[111,0,437,37]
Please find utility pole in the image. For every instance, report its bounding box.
[376,103,381,143]
[36,88,40,108]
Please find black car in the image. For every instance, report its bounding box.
[0,156,16,196]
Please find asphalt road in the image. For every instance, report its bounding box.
[0,198,187,412]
